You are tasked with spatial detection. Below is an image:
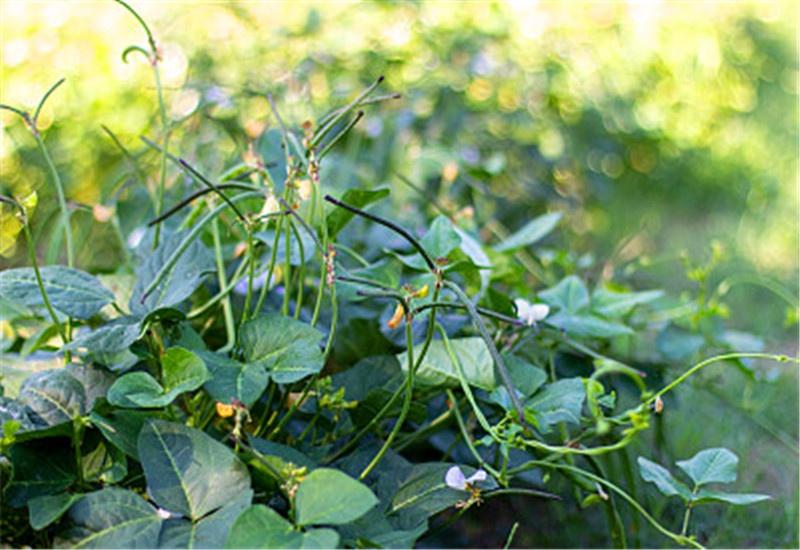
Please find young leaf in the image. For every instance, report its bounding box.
[676,447,739,487]
[225,504,340,549]
[494,212,562,252]
[239,315,324,384]
[137,420,251,520]
[294,468,379,527]
[199,351,268,408]
[539,275,590,313]
[526,378,586,433]
[692,488,770,505]
[326,187,390,238]
[107,347,208,408]
[397,337,496,391]
[67,488,163,548]
[637,457,692,500]
[0,266,114,319]
[591,288,664,318]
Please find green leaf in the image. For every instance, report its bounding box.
[397,337,495,391]
[494,212,562,252]
[89,409,156,459]
[421,215,461,259]
[82,439,128,484]
[18,369,86,427]
[66,316,143,365]
[239,315,324,384]
[28,492,82,530]
[656,325,705,361]
[505,354,548,397]
[250,437,318,470]
[225,505,341,549]
[67,488,162,548]
[295,468,378,527]
[526,378,586,433]
[539,275,589,312]
[0,266,114,319]
[137,419,251,520]
[692,489,770,505]
[130,230,214,315]
[390,463,496,519]
[199,351,268,408]
[547,311,634,338]
[326,187,390,238]
[157,489,253,549]
[637,457,692,500]
[591,288,664,317]
[107,347,208,408]
[6,441,76,506]
[676,447,739,487]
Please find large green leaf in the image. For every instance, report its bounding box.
[18,369,86,427]
[294,468,378,527]
[107,347,208,408]
[637,457,692,500]
[90,409,157,459]
[5,441,76,506]
[239,315,324,384]
[130,230,214,315]
[397,337,495,391]
[692,488,770,505]
[326,187,390,238]
[67,488,163,548]
[137,420,251,520]
[526,378,586,432]
[676,447,739,487]
[0,266,114,319]
[546,312,634,338]
[199,351,268,408]
[591,288,664,317]
[539,275,589,313]
[28,492,82,530]
[157,489,253,549]
[66,316,143,366]
[494,212,562,252]
[225,505,340,549]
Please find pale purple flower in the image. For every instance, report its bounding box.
[445,466,487,491]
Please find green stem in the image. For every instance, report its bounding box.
[359,315,415,480]
[447,389,500,478]
[211,219,235,352]
[253,215,283,317]
[151,58,169,249]
[241,227,256,327]
[33,133,73,267]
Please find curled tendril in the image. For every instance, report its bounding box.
[121,44,152,64]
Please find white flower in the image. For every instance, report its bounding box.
[258,193,281,218]
[156,508,173,519]
[445,466,487,491]
[514,298,549,326]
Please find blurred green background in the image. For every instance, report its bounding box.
[1,1,797,547]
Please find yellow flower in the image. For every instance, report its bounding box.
[410,284,429,299]
[216,402,235,418]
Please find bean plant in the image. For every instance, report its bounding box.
[0,2,793,548]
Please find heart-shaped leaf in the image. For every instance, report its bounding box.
[18,369,86,427]
[539,275,589,313]
[225,504,340,549]
[137,420,251,520]
[199,351,268,407]
[239,315,323,384]
[676,447,739,487]
[107,347,208,408]
[526,378,586,433]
